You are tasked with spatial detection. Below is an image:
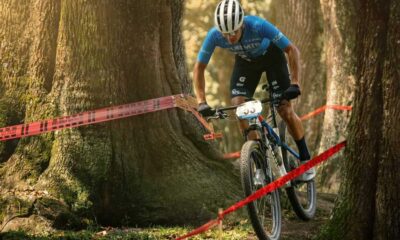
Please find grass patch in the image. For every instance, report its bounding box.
[0,221,256,240]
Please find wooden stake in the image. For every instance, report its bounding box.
[218,208,223,240]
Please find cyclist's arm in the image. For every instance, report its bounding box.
[194,62,208,103]
[257,17,301,85]
[284,43,301,85]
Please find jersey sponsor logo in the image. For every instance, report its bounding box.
[199,49,211,55]
[272,92,282,99]
[239,76,246,82]
[232,89,247,95]
[239,54,251,61]
[229,45,243,51]
[243,42,260,49]
[272,32,284,44]
[242,38,261,43]
[236,83,244,87]
[229,43,260,52]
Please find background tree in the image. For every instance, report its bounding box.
[0,0,241,233]
[271,0,357,193]
[270,0,325,159]
[319,0,400,238]
[316,0,356,192]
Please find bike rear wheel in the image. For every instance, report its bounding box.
[240,140,281,240]
[279,121,317,220]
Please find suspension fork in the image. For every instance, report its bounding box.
[258,115,291,187]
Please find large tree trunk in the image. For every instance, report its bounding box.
[319,0,400,239]
[270,0,325,159]
[214,49,241,153]
[0,0,241,233]
[317,0,356,192]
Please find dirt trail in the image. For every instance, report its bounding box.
[280,192,336,240]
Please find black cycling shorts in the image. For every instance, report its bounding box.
[230,44,291,99]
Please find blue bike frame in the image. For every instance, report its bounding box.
[258,115,300,160]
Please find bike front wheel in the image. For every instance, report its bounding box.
[279,121,317,220]
[240,140,281,240]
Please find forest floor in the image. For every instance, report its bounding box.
[0,192,336,240]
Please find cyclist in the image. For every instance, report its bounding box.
[194,0,315,181]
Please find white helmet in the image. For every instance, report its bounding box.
[214,0,244,34]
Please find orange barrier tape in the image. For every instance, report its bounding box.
[300,105,352,121]
[223,104,352,159]
[176,141,347,240]
[222,151,241,159]
[175,96,222,140]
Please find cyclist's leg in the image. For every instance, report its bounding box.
[230,56,263,140]
[277,101,308,158]
[265,45,313,180]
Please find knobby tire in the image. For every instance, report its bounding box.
[240,140,281,240]
[279,121,317,220]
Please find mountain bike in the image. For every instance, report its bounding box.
[207,90,317,240]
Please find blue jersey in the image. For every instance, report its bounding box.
[197,15,291,64]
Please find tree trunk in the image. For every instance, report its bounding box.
[270,0,325,159]
[214,49,243,154]
[319,0,400,239]
[316,0,356,192]
[0,0,241,233]
[0,0,33,163]
[375,1,400,236]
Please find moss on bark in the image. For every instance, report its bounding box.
[1,0,241,233]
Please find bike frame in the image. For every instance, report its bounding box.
[211,97,300,161]
[209,92,300,164]
[257,114,300,160]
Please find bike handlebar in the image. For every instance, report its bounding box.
[215,97,272,112]
[206,97,273,121]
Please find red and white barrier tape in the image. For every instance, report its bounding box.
[0,95,180,141]
[176,141,347,240]
[0,94,219,142]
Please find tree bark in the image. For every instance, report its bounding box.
[0,0,33,163]
[375,1,400,237]
[316,0,356,192]
[319,0,400,239]
[0,0,241,233]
